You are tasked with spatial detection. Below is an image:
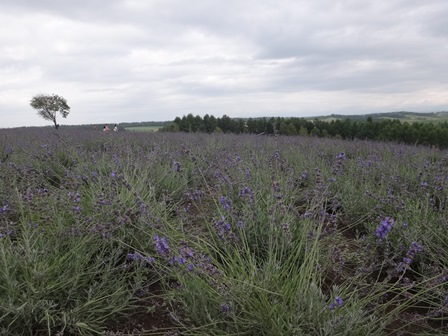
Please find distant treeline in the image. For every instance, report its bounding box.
[160,114,448,147]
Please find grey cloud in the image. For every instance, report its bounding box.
[0,0,447,127]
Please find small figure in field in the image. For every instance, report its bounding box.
[114,124,118,132]
[103,124,110,132]
[92,124,97,130]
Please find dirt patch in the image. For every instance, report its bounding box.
[105,282,181,335]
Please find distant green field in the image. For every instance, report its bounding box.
[403,115,448,123]
[311,111,448,124]
[124,126,161,132]
[318,117,338,122]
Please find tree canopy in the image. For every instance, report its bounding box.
[159,113,448,148]
[30,94,70,129]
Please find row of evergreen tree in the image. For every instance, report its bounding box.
[160,114,448,148]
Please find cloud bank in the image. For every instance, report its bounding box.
[1,0,447,127]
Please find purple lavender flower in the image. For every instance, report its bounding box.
[245,169,251,181]
[220,303,231,313]
[1,221,14,237]
[0,205,7,214]
[170,255,187,265]
[173,161,181,172]
[403,257,413,265]
[127,253,139,261]
[329,296,344,309]
[219,196,232,211]
[214,216,232,239]
[238,186,252,197]
[398,241,423,271]
[154,235,170,256]
[185,189,204,202]
[127,252,154,265]
[237,220,245,228]
[272,181,281,193]
[375,217,394,240]
[180,245,195,258]
[335,296,344,306]
[238,186,254,202]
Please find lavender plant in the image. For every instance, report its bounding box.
[0,127,447,335]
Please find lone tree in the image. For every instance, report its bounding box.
[30,94,70,129]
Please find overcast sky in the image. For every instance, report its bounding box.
[1,0,448,128]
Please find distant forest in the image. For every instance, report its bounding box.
[160,114,448,148]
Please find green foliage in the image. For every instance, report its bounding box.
[0,227,143,335]
[30,94,70,129]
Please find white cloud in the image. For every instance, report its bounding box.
[1,0,447,128]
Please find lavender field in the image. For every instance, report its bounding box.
[1,128,448,335]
